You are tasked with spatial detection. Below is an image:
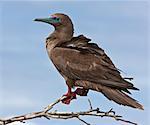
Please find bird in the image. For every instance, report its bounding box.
[34,13,143,110]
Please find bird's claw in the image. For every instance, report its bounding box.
[61,88,89,104]
[62,92,76,104]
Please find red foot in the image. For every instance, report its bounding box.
[62,81,89,104]
[62,92,76,104]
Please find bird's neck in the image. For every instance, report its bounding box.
[46,26,74,56]
[50,25,74,42]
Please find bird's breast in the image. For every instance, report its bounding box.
[46,40,57,57]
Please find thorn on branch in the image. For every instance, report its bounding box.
[20,121,25,123]
[96,108,100,113]
[107,108,115,115]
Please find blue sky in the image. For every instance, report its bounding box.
[0,1,149,125]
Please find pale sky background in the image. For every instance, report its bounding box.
[0,1,149,125]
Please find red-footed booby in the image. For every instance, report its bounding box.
[34,13,143,110]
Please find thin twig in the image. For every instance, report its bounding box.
[44,96,66,113]
[77,117,91,125]
[88,99,93,110]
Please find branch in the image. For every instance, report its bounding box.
[0,96,137,125]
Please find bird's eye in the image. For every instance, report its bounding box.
[52,16,61,22]
[52,17,59,20]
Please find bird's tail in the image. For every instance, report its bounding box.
[74,80,144,110]
[101,87,144,110]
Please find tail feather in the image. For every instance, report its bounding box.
[101,87,144,110]
[74,80,144,110]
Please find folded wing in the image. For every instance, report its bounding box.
[51,35,137,91]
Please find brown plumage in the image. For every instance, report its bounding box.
[34,13,143,110]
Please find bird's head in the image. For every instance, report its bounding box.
[34,13,74,40]
[34,13,73,30]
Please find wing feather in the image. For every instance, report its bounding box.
[51,35,136,90]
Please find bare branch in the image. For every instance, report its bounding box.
[0,96,138,125]
[44,96,66,113]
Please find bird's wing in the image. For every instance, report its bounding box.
[51,35,136,90]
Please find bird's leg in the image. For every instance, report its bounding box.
[75,88,89,96]
[63,85,74,96]
[62,81,76,104]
